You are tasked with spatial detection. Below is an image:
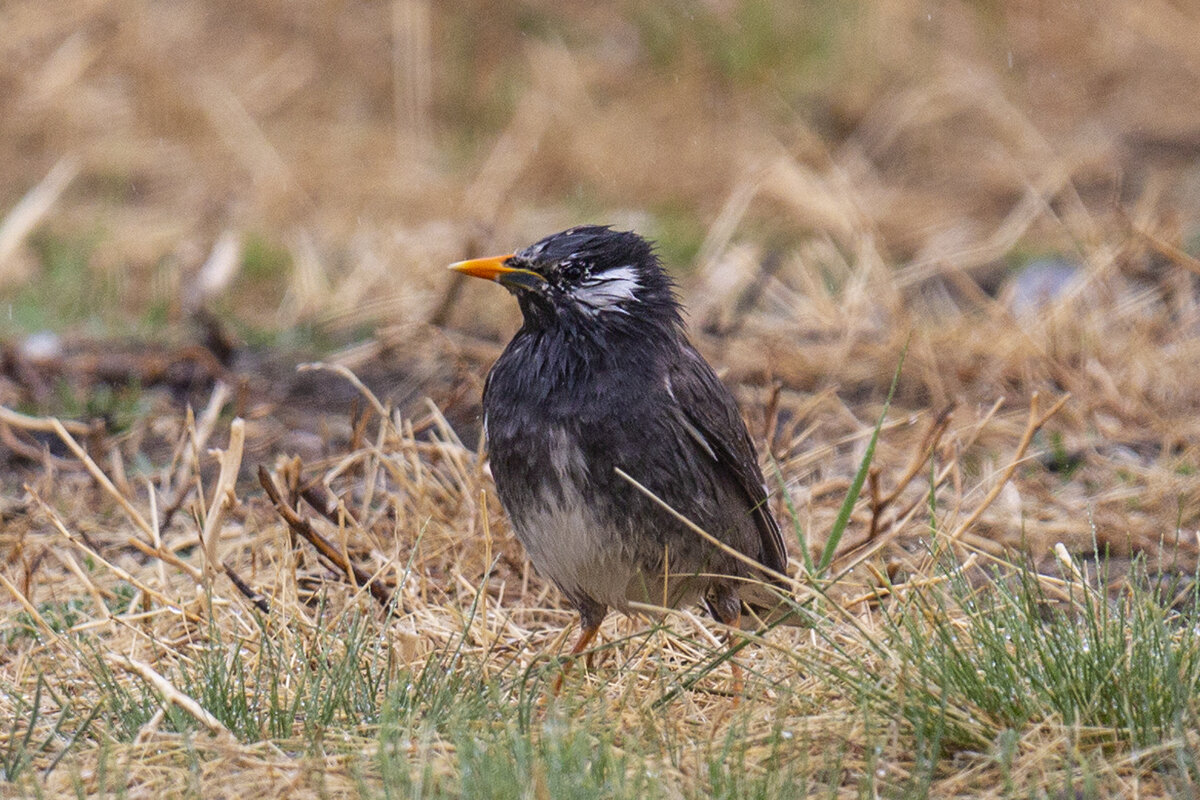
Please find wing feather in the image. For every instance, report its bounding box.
[666,345,788,581]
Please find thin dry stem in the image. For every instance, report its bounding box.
[107,652,234,741]
[948,393,1071,542]
[199,417,245,577]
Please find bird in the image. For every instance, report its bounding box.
[450,225,792,688]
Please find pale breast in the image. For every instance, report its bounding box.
[499,426,633,610]
[509,481,638,611]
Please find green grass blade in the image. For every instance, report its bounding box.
[816,340,908,575]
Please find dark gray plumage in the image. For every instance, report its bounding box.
[451,225,790,667]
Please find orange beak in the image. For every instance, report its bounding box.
[448,254,546,291]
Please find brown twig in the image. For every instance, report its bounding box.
[762,379,782,451]
[348,396,372,453]
[878,403,956,510]
[948,392,1071,542]
[866,467,882,539]
[159,382,233,531]
[828,400,993,575]
[862,404,954,542]
[299,483,364,531]
[0,421,83,470]
[222,561,270,614]
[257,465,396,610]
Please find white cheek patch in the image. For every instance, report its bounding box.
[571,265,641,314]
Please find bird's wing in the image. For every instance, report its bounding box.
[666,345,788,580]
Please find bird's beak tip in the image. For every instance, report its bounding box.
[448,254,517,281]
[448,254,545,291]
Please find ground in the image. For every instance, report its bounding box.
[1,2,1199,797]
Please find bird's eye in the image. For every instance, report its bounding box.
[558,260,588,284]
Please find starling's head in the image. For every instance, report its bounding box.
[450,226,679,332]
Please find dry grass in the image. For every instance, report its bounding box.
[2,1,1200,797]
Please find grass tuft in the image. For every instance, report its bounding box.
[871,551,1200,777]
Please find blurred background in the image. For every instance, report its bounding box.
[2,0,1199,554]
[5,1,1198,334]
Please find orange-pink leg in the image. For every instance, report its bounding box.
[552,621,601,695]
[725,609,744,704]
[708,589,745,704]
